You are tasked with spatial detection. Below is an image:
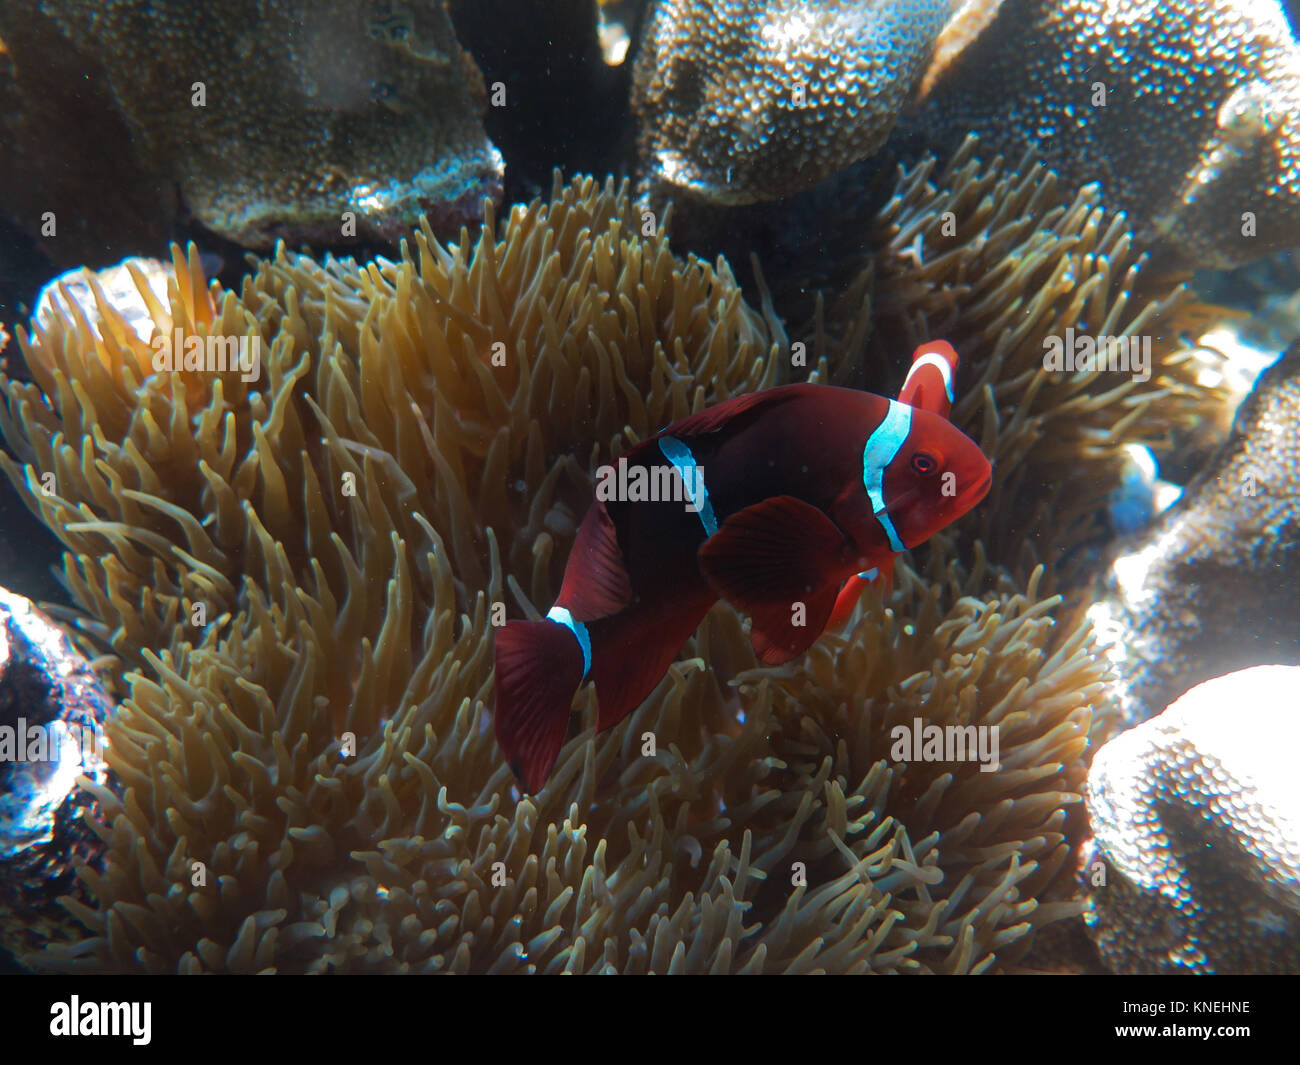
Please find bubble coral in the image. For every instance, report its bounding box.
[0,174,1107,972]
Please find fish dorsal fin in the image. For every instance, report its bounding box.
[899,340,958,417]
[654,385,803,441]
[557,500,633,619]
[698,495,854,664]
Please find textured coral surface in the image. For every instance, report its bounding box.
[909,0,1300,268]
[634,0,950,203]
[1084,666,1300,973]
[1,0,504,255]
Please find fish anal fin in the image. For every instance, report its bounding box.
[588,593,715,732]
[698,495,854,664]
[494,620,586,793]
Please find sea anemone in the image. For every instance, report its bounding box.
[0,174,776,672]
[0,173,1108,972]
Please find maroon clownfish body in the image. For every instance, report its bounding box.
[494,341,992,792]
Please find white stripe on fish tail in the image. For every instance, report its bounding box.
[546,606,592,678]
[862,399,911,553]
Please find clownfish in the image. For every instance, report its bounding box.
[494,340,990,792]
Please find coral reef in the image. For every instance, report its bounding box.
[1086,339,1300,733]
[0,176,1105,972]
[1083,666,1300,973]
[0,588,110,960]
[906,0,1300,269]
[0,0,1285,979]
[0,0,504,258]
[632,0,949,204]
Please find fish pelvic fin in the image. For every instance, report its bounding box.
[826,556,896,630]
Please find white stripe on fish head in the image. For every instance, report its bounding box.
[861,399,911,553]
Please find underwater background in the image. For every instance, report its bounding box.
[0,0,1297,974]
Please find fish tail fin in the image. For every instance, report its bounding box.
[493,618,587,793]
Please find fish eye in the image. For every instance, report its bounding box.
[912,452,938,476]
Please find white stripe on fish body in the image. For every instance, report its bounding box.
[658,435,719,536]
[546,606,592,678]
[862,399,910,553]
[904,351,956,404]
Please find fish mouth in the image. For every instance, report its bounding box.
[877,471,990,518]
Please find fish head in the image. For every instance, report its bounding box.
[880,410,992,548]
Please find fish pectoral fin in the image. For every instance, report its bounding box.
[698,495,852,664]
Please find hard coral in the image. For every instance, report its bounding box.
[632,0,949,204]
[1,0,503,254]
[0,174,1101,972]
[908,0,1300,268]
[1087,339,1300,733]
[1084,666,1300,973]
[0,589,111,961]
[0,0,170,267]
